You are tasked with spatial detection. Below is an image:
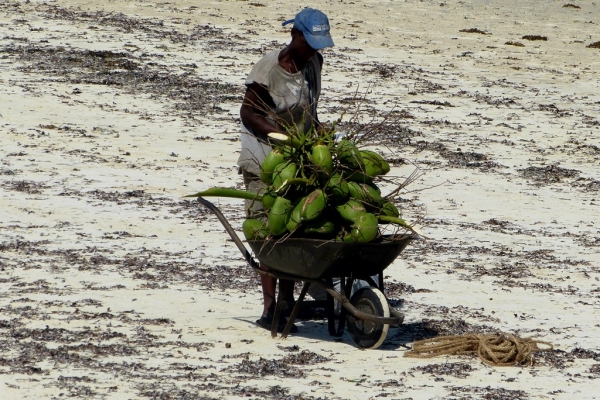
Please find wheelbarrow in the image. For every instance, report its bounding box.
[196,197,415,349]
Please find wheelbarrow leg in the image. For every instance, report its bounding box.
[272,281,312,338]
[281,281,311,339]
[272,301,284,338]
[326,277,352,337]
[337,277,356,335]
[272,280,290,338]
[326,278,338,336]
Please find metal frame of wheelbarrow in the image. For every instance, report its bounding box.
[196,197,414,346]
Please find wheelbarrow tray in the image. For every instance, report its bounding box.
[247,235,413,280]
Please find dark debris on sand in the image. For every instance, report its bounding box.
[1,44,239,124]
[518,164,580,185]
[412,362,474,379]
[227,349,329,378]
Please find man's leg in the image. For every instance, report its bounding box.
[278,279,295,311]
[242,170,297,332]
[260,263,277,317]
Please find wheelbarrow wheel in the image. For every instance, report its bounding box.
[347,286,390,349]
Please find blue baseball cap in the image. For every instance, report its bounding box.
[282,8,334,50]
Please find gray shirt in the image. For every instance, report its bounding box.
[237,50,322,175]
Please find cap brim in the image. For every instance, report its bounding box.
[304,33,334,50]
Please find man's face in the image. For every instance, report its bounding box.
[293,29,318,59]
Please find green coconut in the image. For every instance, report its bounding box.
[360,150,390,177]
[300,189,327,222]
[267,196,293,236]
[350,212,379,242]
[326,172,349,203]
[272,161,298,191]
[261,188,277,211]
[311,143,334,176]
[379,201,399,218]
[347,181,383,209]
[336,139,364,170]
[336,199,367,223]
[304,216,336,237]
[286,197,306,231]
[260,148,286,184]
[242,219,269,240]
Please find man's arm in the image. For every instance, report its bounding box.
[240,82,284,143]
[313,53,325,133]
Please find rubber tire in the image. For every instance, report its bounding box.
[347,286,390,349]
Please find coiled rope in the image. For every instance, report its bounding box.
[404,333,553,367]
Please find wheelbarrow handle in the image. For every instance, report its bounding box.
[196,197,259,270]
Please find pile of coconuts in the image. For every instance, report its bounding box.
[187,128,418,243]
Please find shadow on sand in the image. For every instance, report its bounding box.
[239,315,440,352]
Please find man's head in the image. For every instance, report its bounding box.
[282,8,334,50]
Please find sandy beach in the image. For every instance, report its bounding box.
[1,0,599,398]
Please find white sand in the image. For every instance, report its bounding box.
[1,0,599,399]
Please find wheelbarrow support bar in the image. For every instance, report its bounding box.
[254,267,402,328]
[196,197,259,270]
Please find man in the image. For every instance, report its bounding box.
[237,8,334,332]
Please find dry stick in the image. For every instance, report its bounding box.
[404,333,553,367]
[342,84,390,141]
[383,166,426,199]
[351,92,402,144]
[345,85,367,132]
[358,106,399,144]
